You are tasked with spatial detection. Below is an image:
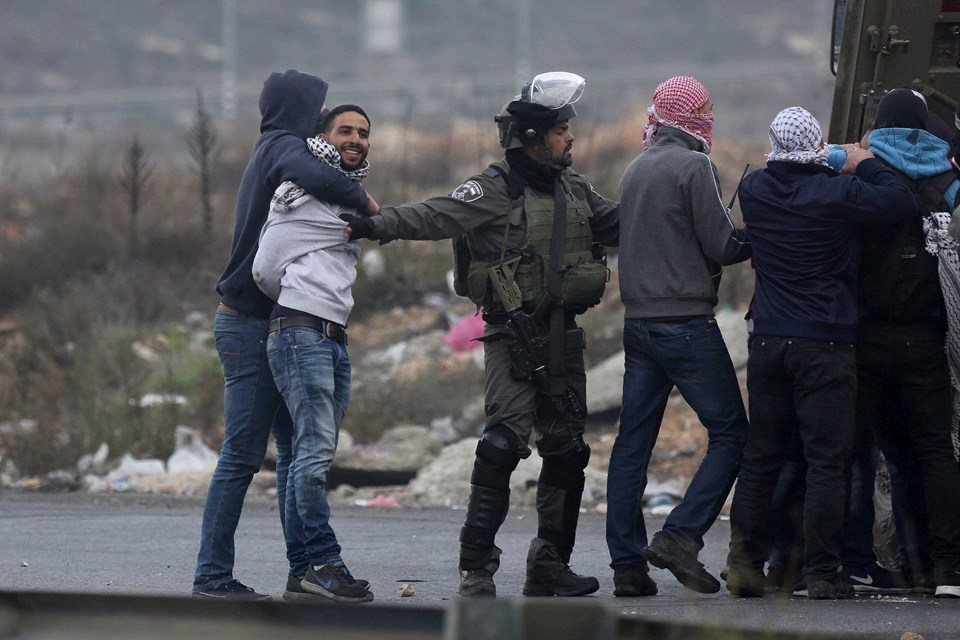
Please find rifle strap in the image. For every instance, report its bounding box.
[547,178,568,396]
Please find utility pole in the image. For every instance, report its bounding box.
[220,0,238,121]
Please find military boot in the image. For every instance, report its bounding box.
[458,549,500,598]
[522,537,599,597]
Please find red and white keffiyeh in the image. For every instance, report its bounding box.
[642,75,715,153]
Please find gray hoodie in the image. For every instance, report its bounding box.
[618,127,750,319]
[252,182,360,326]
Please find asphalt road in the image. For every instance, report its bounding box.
[1,489,957,639]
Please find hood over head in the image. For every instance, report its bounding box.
[258,69,329,139]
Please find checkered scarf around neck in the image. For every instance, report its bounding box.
[923,212,960,460]
[306,136,370,182]
[642,75,715,153]
[271,136,370,212]
[766,106,830,166]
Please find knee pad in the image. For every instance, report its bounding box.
[472,427,523,489]
[540,438,591,491]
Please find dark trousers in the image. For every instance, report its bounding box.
[856,321,960,578]
[729,336,857,581]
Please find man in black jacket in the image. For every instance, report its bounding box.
[726,105,917,600]
[847,89,960,599]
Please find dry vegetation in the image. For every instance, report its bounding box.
[0,110,759,478]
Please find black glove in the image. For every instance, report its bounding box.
[339,213,375,240]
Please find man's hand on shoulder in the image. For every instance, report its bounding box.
[339,213,375,240]
[841,143,875,174]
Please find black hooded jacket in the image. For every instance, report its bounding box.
[215,69,368,318]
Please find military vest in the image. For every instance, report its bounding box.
[456,160,608,314]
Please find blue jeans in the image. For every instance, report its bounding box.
[193,309,308,591]
[268,326,350,567]
[606,316,748,566]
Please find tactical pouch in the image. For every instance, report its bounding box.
[560,258,608,308]
[466,260,492,305]
[514,249,545,309]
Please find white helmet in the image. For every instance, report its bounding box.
[495,72,585,149]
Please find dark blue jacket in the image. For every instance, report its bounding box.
[741,157,917,342]
[216,69,368,318]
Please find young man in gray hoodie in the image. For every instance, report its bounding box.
[252,104,374,604]
[605,75,751,597]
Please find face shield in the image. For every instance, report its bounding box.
[496,72,585,149]
[521,71,585,110]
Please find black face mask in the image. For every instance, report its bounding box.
[505,148,562,194]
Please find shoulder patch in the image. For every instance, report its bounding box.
[451,180,484,202]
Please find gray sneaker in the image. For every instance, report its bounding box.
[301,563,373,603]
[193,579,271,601]
[283,573,370,602]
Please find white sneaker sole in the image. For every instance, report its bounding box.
[934,584,960,598]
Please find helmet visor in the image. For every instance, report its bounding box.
[525,72,585,109]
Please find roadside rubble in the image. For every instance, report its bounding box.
[2,310,750,515]
[3,420,693,516]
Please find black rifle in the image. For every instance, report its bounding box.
[711,164,751,292]
[487,258,585,418]
[728,164,750,210]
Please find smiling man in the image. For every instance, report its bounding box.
[340,72,620,599]
[251,104,374,604]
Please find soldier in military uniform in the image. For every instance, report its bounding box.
[341,72,619,597]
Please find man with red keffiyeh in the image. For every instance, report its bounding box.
[605,75,752,597]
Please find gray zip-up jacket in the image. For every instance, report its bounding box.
[618,127,750,319]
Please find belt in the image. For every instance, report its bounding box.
[217,303,240,315]
[268,316,348,345]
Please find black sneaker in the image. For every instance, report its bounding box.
[301,563,374,603]
[725,566,766,598]
[193,579,271,601]
[764,564,783,590]
[613,563,658,597]
[806,576,855,600]
[791,580,808,597]
[641,532,720,594]
[904,566,937,594]
[459,568,496,598]
[934,568,960,598]
[282,573,370,602]
[843,564,910,594]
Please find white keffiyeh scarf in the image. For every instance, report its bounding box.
[924,211,960,460]
[766,106,830,166]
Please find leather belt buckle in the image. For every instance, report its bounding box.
[268,316,347,345]
[326,322,348,345]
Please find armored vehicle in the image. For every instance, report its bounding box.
[830,0,960,142]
